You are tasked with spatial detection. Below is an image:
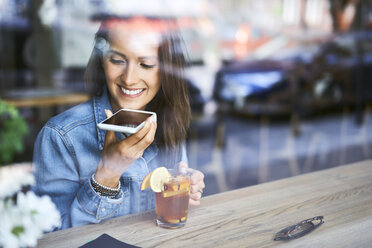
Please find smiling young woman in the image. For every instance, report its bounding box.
[85,17,190,154]
[33,17,205,230]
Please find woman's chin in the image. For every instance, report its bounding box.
[117,103,144,111]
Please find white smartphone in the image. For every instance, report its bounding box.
[97,109,156,134]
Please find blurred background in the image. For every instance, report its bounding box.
[1,0,371,196]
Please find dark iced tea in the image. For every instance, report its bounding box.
[155,174,190,228]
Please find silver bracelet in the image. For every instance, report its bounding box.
[91,173,121,193]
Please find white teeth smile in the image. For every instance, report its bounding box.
[120,87,144,95]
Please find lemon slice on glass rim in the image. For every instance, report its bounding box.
[140,171,152,191]
[140,167,171,192]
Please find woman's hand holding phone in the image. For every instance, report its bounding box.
[94,109,157,188]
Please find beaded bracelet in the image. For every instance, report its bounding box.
[90,173,121,198]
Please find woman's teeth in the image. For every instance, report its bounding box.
[121,87,143,95]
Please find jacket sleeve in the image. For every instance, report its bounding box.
[32,125,124,230]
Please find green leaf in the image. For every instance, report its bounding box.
[11,225,25,237]
[0,100,28,166]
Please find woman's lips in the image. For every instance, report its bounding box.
[118,86,145,97]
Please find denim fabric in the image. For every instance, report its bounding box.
[32,89,188,230]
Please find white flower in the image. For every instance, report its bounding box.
[0,209,20,248]
[0,199,40,248]
[17,191,61,232]
[0,165,35,198]
[0,167,61,248]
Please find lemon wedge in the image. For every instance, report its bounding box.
[149,167,171,193]
[140,171,153,190]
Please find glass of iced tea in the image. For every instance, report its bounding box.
[155,169,191,229]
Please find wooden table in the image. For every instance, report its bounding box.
[37,160,372,248]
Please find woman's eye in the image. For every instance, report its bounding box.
[140,63,156,69]
[109,58,126,64]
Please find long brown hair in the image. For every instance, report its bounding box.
[85,17,190,158]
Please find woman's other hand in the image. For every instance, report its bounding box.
[95,109,157,187]
[178,162,205,206]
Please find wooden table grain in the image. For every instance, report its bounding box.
[37,160,372,248]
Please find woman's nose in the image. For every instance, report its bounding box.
[120,63,138,85]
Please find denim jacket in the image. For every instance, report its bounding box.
[32,89,187,230]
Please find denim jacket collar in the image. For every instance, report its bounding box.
[92,87,159,161]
